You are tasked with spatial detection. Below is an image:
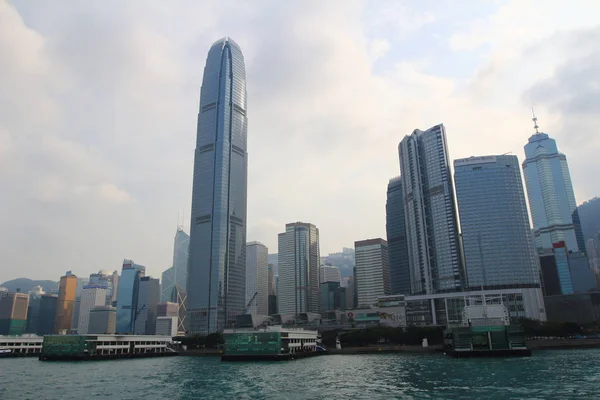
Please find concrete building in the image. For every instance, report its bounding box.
[88,306,116,334]
[53,271,78,334]
[355,239,390,308]
[278,222,321,315]
[398,124,464,295]
[319,265,341,284]
[156,316,178,337]
[116,260,145,334]
[161,228,190,302]
[77,285,108,335]
[454,155,541,290]
[522,116,585,252]
[0,292,29,335]
[246,241,269,315]
[187,38,248,335]
[133,277,160,335]
[157,302,179,317]
[386,177,411,295]
[89,270,119,306]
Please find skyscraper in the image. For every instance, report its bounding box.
[115,260,145,333]
[246,242,269,316]
[53,271,78,334]
[522,115,585,252]
[454,155,541,290]
[355,239,390,307]
[398,124,464,295]
[187,37,248,335]
[161,228,190,302]
[0,292,29,335]
[77,285,107,335]
[385,177,411,295]
[278,222,320,315]
[319,265,342,284]
[133,277,160,335]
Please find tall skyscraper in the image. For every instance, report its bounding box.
[246,242,269,315]
[133,277,160,335]
[0,292,29,335]
[53,271,78,334]
[319,265,342,284]
[187,37,248,335]
[355,239,390,307]
[77,285,107,335]
[89,270,118,306]
[385,177,411,295]
[161,228,190,302]
[522,114,585,252]
[454,155,541,290]
[398,124,464,294]
[278,222,320,315]
[115,260,145,333]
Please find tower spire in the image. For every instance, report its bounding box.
[531,107,540,134]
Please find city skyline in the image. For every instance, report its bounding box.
[1,1,600,282]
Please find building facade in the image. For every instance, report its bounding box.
[278,222,320,315]
[319,265,341,284]
[246,242,269,316]
[115,260,145,334]
[454,155,541,290]
[133,277,160,335]
[355,239,391,307]
[386,177,411,295]
[53,271,78,334]
[77,285,107,335]
[319,282,346,313]
[88,306,116,334]
[398,124,464,295]
[522,127,585,252]
[161,228,190,303]
[187,37,248,335]
[0,292,29,335]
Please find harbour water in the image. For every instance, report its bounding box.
[2,350,600,399]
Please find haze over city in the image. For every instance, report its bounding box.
[1,0,599,281]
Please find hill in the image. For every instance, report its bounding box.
[578,197,600,241]
[0,278,58,293]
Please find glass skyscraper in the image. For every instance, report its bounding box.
[187,38,248,334]
[115,260,145,334]
[385,177,411,295]
[161,228,190,302]
[398,124,464,295]
[522,128,585,252]
[454,155,541,290]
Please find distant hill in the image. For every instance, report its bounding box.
[578,197,600,241]
[0,278,58,293]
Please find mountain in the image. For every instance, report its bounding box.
[0,278,58,293]
[578,197,600,241]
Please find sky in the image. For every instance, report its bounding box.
[1,0,599,282]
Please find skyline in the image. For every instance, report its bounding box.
[1,1,600,281]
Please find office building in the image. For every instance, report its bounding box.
[398,124,464,295]
[246,242,269,315]
[70,277,89,332]
[0,292,29,335]
[568,252,597,293]
[386,177,411,295]
[157,302,179,318]
[454,155,541,290]
[278,222,321,315]
[545,292,600,324]
[319,282,346,313]
[346,276,356,310]
[89,270,118,306]
[25,287,45,334]
[133,277,160,335]
[37,295,57,335]
[319,265,341,284]
[156,316,178,337]
[77,285,107,335]
[53,271,78,334]
[187,37,248,335]
[355,239,391,307]
[115,260,146,333]
[539,248,570,296]
[161,228,190,302]
[170,285,187,335]
[522,116,585,252]
[587,238,600,270]
[88,306,116,334]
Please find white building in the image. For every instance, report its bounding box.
[319,265,341,284]
[355,238,390,308]
[155,316,178,337]
[246,242,269,315]
[77,285,107,335]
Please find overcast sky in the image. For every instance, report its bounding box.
[1,0,599,282]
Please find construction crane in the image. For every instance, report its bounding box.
[243,292,258,315]
[131,304,146,333]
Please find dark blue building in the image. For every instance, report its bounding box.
[386,177,411,295]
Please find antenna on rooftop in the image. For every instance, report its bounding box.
[531,107,540,134]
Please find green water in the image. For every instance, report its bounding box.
[1,350,600,399]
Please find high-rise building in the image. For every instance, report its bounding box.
[161,228,190,302]
[246,242,269,316]
[77,285,107,335]
[25,286,45,334]
[319,265,341,284]
[170,285,187,335]
[38,294,57,335]
[568,251,597,293]
[89,270,118,306]
[522,116,585,252]
[88,306,116,334]
[133,277,160,335]
[386,177,411,295]
[53,271,78,334]
[157,302,179,317]
[71,277,90,332]
[399,124,464,295]
[454,155,541,290]
[156,316,178,337]
[278,222,320,315]
[319,282,346,313]
[187,37,248,335]
[0,292,29,335]
[355,239,390,307]
[115,260,146,334]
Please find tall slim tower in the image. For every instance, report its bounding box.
[522,113,585,252]
[187,38,248,334]
[399,124,464,295]
[385,177,411,295]
[53,271,78,334]
[246,242,269,315]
